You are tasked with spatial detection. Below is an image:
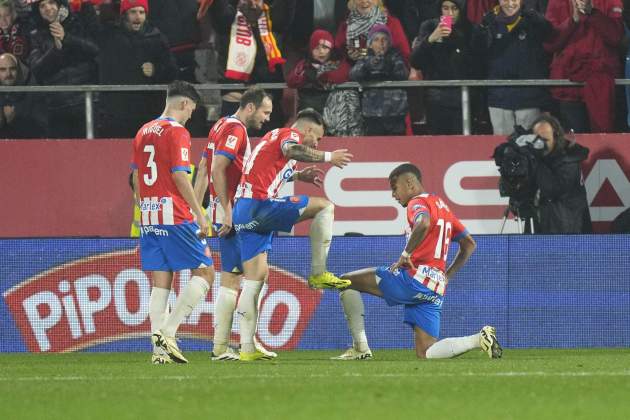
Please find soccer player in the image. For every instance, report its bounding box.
[193,87,275,361]
[334,163,503,360]
[232,108,353,361]
[131,81,214,364]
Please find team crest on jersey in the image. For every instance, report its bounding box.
[226,135,238,150]
[290,131,300,141]
[181,148,189,161]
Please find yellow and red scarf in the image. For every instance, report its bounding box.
[225,4,285,81]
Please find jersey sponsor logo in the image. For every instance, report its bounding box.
[181,147,189,162]
[225,135,238,150]
[140,225,169,236]
[141,124,163,136]
[412,292,443,306]
[2,248,322,352]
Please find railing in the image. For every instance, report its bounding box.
[4,79,630,138]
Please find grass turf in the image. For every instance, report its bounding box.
[1,349,629,420]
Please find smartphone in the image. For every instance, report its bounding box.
[440,15,453,30]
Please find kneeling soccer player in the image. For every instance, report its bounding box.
[334,163,503,360]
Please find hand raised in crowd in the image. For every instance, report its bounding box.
[142,62,154,77]
[428,22,452,43]
[330,149,353,168]
[576,0,592,14]
[347,47,364,61]
[3,105,15,124]
[49,22,65,49]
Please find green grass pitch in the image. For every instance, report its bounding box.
[1,349,629,420]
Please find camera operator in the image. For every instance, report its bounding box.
[531,115,592,233]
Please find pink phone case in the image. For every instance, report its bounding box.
[440,15,453,30]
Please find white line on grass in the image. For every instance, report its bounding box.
[2,371,630,382]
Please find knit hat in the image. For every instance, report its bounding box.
[120,0,148,15]
[309,29,334,51]
[367,24,391,45]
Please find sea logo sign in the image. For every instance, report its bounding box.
[3,248,321,352]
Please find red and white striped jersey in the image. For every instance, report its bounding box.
[236,127,302,199]
[202,116,250,224]
[405,193,468,275]
[131,117,194,225]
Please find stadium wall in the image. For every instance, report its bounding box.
[1,236,629,353]
[1,135,629,237]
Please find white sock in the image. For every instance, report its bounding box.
[310,203,334,276]
[236,279,263,353]
[425,333,480,359]
[162,276,210,337]
[212,286,238,355]
[340,289,369,352]
[149,287,170,352]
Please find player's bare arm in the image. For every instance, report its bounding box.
[285,144,353,168]
[288,165,325,187]
[391,214,431,271]
[210,154,234,237]
[445,234,476,280]
[192,157,208,205]
[172,171,208,238]
[131,169,140,205]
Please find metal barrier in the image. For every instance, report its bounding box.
[3,80,630,138]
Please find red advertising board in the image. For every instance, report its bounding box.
[1,135,628,236]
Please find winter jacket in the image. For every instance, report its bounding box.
[473,7,552,110]
[336,11,411,64]
[286,55,351,113]
[535,142,592,233]
[545,0,623,131]
[0,19,31,62]
[0,60,48,138]
[209,0,295,84]
[350,48,409,118]
[411,7,478,107]
[29,2,99,108]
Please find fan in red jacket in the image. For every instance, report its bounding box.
[545,0,623,133]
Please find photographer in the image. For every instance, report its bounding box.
[531,115,592,233]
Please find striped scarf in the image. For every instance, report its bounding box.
[346,6,387,45]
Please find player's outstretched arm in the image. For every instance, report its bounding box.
[445,234,476,280]
[285,144,352,168]
[172,171,208,238]
[193,157,208,206]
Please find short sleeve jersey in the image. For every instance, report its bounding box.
[202,116,250,223]
[131,117,193,225]
[236,127,302,199]
[405,193,468,274]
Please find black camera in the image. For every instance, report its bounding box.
[492,127,547,220]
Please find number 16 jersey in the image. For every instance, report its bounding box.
[131,117,194,226]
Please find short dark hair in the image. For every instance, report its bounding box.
[240,86,272,109]
[295,107,324,127]
[167,80,201,104]
[389,163,422,183]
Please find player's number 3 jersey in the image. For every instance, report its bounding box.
[406,193,468,275]
[131,117,193,225]
[236,127,302,200]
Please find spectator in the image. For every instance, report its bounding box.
[545,0,623,133]
[411,0,478,134]
[29,0,99,138]
[0,52,48,138]
[531,114,592,233]
[208,0,296,135]
[287,30,351,113]
[0,0,30,62]
[336,0,410,64]
[148,0,200,82]
[97,0,177,137]
[473,0,552,135]
[350,24,409,135]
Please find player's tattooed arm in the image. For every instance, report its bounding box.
[284,144,326,162]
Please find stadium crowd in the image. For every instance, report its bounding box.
[0,0,629,138]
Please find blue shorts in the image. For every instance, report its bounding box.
[233,195,309,262]
[375,266,443,338]
[139,222,213,272]
[213,223,243,274]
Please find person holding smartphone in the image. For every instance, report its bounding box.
[410,0,478,135]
